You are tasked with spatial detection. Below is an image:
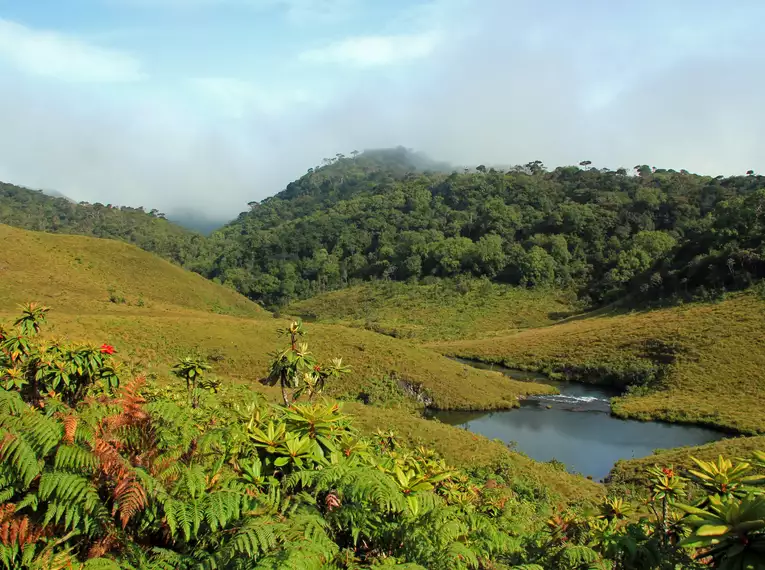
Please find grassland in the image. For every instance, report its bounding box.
[0,224,263,317]
[39,312,552,410]
[432,292,765,435]
[0,224,603,503]
[286,280,578,342]
[0,224,552,411]
[609,435,765,487]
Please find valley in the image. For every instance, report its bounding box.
[2,152,765,568]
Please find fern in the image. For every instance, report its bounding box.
[0,390,26,417]
[53,445,98,474]
[558,544,601,567]
[0,432,42,487]
[19,413,61,462]
[112,473,147,528]
[217,517,280,558]
[38,472,110,533]
[202,489,243,533]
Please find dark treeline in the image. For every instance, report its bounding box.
[2,149,764,309]
[0,181,205,266]
[200,151,765,308]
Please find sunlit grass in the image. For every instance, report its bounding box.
[432,292,765,435]
[0,223,552,411]
[286,280,578,342]
[0,224,264,317]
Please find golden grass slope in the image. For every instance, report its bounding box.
[432,293,765,434]
[37,312,553,410]
[608,435,765,488]
[286,281,577,342]
[0,224,263,317]
[0,224,551,410]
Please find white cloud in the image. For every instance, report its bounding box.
[300,31,442,67]
[191,77,314,117]
[0,19,144,82]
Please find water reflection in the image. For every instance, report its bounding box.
[434,360,725,480]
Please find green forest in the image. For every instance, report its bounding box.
[200,151,764,308]
[4,149,762,310]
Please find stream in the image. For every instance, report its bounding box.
[430,359,725,481]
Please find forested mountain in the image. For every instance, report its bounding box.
[200,152,765,307]
[4,149,764,311]
[0,181,205,266]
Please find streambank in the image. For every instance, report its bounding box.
[429,359,726,481]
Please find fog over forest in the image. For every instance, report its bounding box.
[0,0,763,222]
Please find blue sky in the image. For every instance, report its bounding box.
[0,0,763,219]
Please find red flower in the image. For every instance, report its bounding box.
[662,467,674,478]
[100,344,115,355]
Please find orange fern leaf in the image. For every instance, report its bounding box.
[117,377,149,422]
[62,415,78,444]
[113,473,147,528]
[0,504,15,524]
[0,514,44,547]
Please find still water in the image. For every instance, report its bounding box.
[432,361,725,481]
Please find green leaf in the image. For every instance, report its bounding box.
[696,524,732,536]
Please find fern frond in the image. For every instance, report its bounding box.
[203,490,242,533]
[113,473,147,528]
[0,432,41,487]
[163,498,195,541]
[0,390,26,417]
[39,472,110,532]
[19,411,62,458]
[558,544,601,566]
[224,517,280,557]
[61,416,77,445]
[54,445,98,473]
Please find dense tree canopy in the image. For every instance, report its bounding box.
[3,149,764,309]
[197,152,765,307]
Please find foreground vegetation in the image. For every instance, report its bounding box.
[287,280,577,342]
[434,291,765,435]
[2,304,765,569]
[610,436,765,488]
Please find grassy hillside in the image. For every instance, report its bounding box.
[432,292,765,434]
[1,181,204,265]
[0,225,595,512]
[286,280,577,342]
[609,435,765,488]
[0,224,551,410]
[0,224,262,317]
[37,312,553,410]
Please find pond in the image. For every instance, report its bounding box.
[430,360,725,481]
